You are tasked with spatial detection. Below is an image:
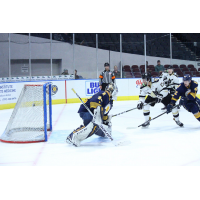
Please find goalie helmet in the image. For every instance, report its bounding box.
[141,72,151,82]
[105,83,118,100]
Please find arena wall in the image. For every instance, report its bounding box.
[1,78,200,110]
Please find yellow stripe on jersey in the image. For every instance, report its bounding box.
[189,92,196,98]
[90,102,101,109]
[194,112,200,119]
[172,97,178,101]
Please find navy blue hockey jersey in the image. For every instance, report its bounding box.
[171,80,198,105]
[78,90,113,120]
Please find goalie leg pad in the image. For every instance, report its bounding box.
[66,122,98,147]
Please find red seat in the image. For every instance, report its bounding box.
[190,68,197,72]
[132,68,140,72]
[126,74,133,78]
[148,65,155,69]
[181,68,189,72]
[123,68,131,72]
[123,65,131,71]
[173,65,179,68]
[188,64,195,69]
[198,68,200,72]
[151,72,159,76]
[131,65,139,70]
[174,68,182,73]
[134,75,141,78]
[192,71,198,76]
[140,65,145,69]
[180,64,187,68]
[124,71,132,75]
[183,71,191,75]
[177,72,184,77]
[164,64,170,69]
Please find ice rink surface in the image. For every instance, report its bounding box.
[0,100,200,166]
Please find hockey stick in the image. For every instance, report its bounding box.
[71,88,128,146]
[138,104,179,127]
[112,101,156,118]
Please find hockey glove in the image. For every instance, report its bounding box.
[103,115,112,126]
[137,101,144,110]
[156,94,163,103]
[167,104,173,114]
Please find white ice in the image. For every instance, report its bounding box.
[0,100,200,166]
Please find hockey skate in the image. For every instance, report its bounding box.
[174,119,184,127]
[66,133,80,147]
[161,106,166,111]
[142,121,150,127]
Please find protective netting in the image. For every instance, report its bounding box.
[0,83,51,143]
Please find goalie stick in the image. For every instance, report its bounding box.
[71,88,129,146]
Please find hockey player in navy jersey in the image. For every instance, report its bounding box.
[66,83,118,147]
[167,74,200,123]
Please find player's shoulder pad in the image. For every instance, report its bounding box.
[173,73,178,78]
[152,79,159,83]
[192,80,198,86]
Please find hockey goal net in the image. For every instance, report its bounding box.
[0,83,52,143]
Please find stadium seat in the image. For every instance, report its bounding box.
[180,64,187,68]
[188,64,195,69]
[131,65,139,70]
[173,64,179,68]
[132,68,140,73]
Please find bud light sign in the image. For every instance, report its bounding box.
[85,81,100,96]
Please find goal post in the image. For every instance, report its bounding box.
[0,82,52,143]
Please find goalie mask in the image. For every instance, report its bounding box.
[105,83,118,100]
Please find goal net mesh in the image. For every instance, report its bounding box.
[0,84,51,143]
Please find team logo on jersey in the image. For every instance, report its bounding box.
[136,80,142,88]
[85,81,100,96]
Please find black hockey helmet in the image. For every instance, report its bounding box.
[141,72,151,81]
[104,62,110,67]
[167,65,173,70]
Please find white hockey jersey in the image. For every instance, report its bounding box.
[139,77,169,103]
[159,72,179,90]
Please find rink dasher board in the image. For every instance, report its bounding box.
[1,77,200,110]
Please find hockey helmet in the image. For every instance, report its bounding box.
[141,72,151,82]
[167,65,173,70]
[183,74,192,81]
[105,83,118,100]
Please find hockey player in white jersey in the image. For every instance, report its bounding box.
[137,72,183,127]
[159,65,180,110]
